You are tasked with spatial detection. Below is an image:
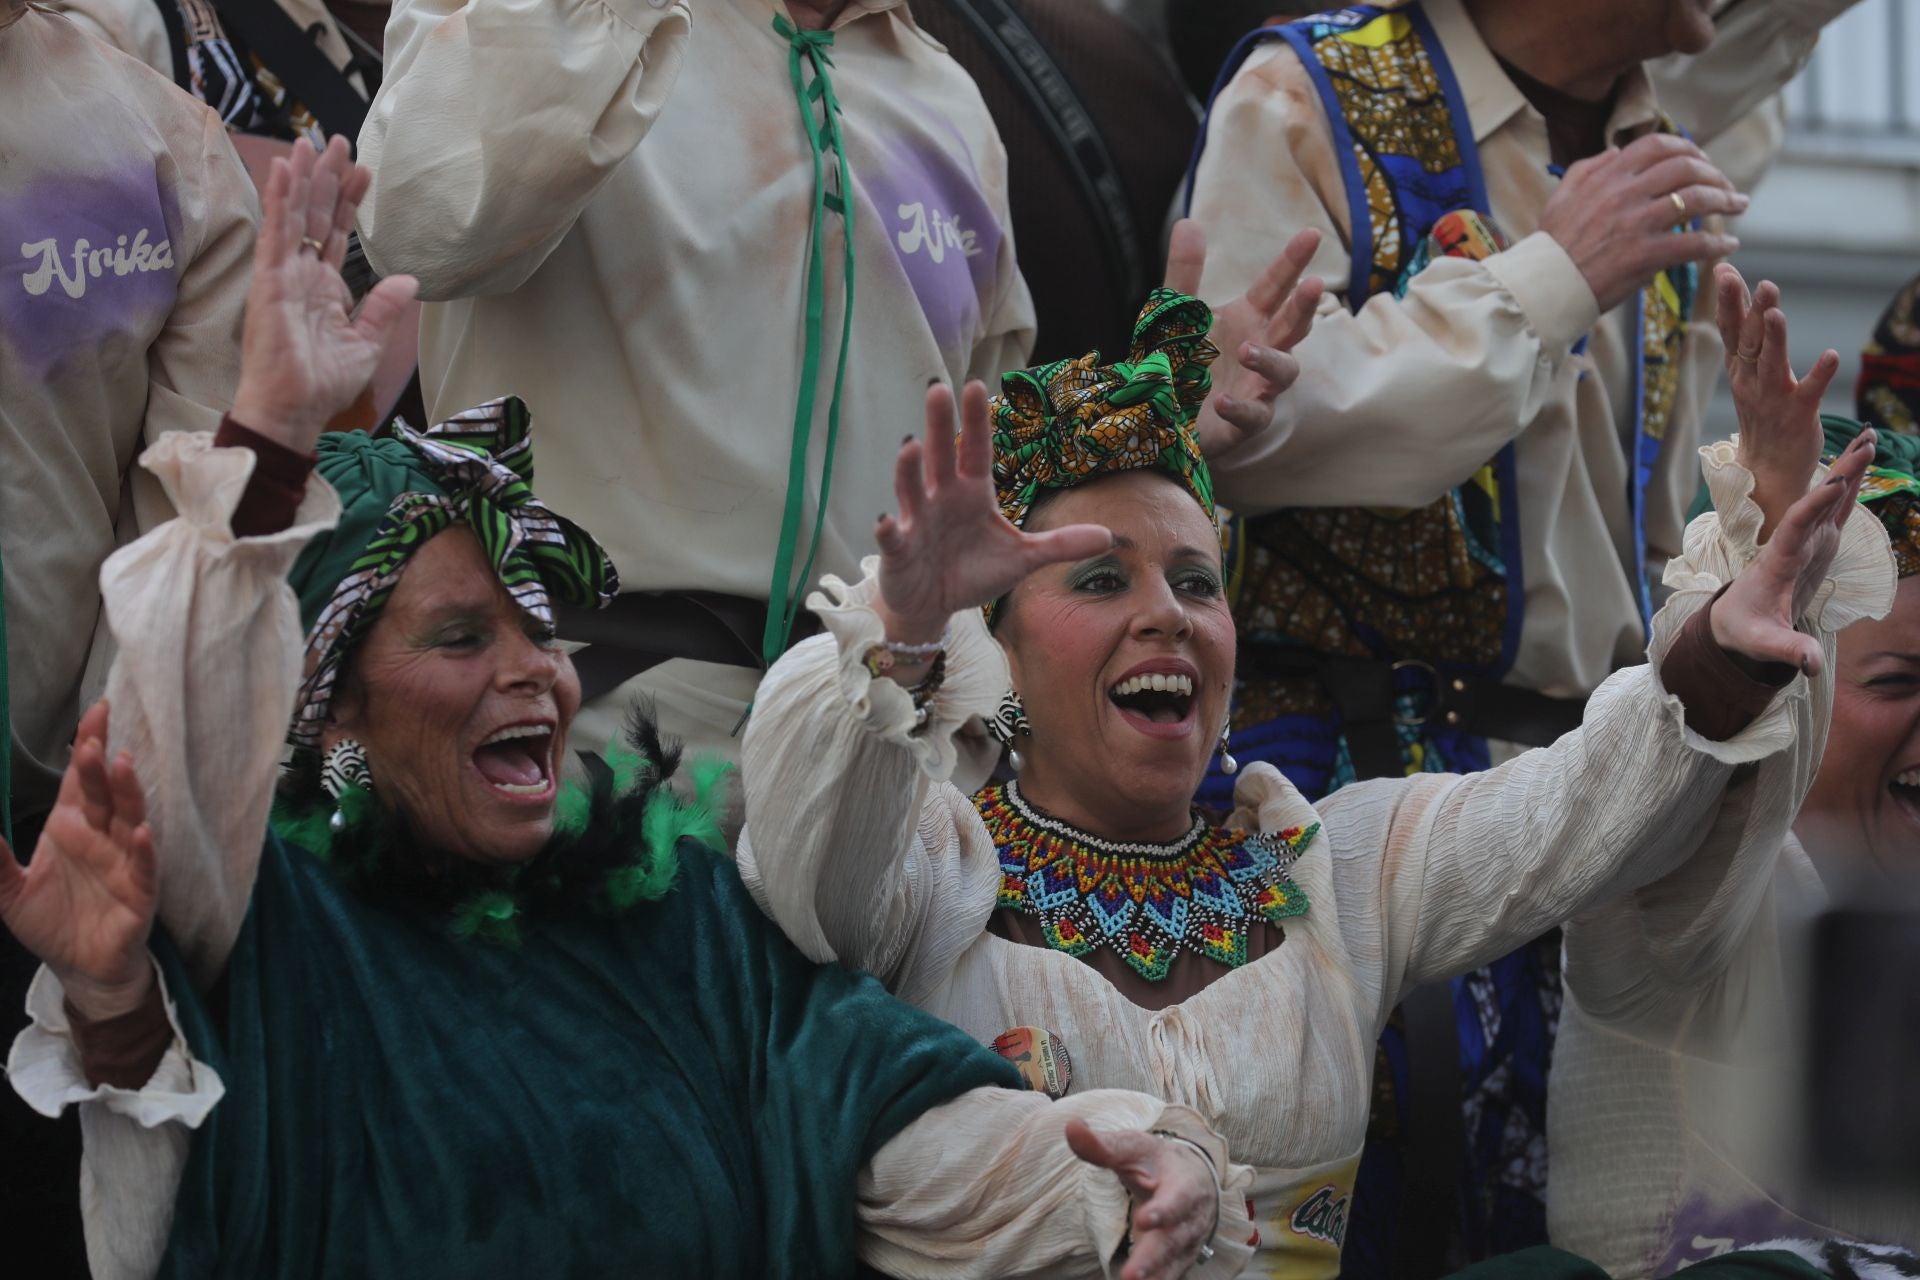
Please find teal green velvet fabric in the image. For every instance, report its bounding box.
[154,835,1021,1278]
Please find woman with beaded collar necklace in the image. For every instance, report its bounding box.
[0,138,1256,1280]
[737,267,1895,1277]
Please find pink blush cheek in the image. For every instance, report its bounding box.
[1006,594,1125,685]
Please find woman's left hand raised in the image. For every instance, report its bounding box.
[1711,426,1876,676]
[1065,1120,1222,1280]
[228,135,418,454]
[873,380,1113,644]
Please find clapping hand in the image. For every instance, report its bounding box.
[1065,1121,1223,1280]
[1714,264,1841,541]
[1541,134,1745,314]
[1712,427,1876,676]
[873,381,1112,645]
[1163,219,1322,457]
[0,702,158,1022]
[228,135,419,454]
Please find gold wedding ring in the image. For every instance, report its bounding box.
[299,236,326,255]
[1670,191,1688,218]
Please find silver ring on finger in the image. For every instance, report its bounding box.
[1735,348,1760,364]
[299,236,326,256]
[1670,191,1687,219]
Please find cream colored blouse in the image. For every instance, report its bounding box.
[736,446,1896,1279]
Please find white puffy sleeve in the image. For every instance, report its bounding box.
[357,0,692,299]
[1303,445,1895,1022]
[737,558,1008,1008]
[1559,440,1895,1038]
[5,432,339,1280]
[859,1090,1255,1279]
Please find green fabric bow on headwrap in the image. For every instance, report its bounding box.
[287,397,619,747]
[990,287,1220,534]
[1824,414,1920,580]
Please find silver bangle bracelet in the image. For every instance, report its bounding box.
[1148,1129,1222,1257]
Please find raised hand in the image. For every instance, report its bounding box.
[1711,428,1876,675]
[873,381,1113,646]
[1065,1120,1222,1280]
[0,702,159,1022]
[1164,219,1323,457]
[228,135,419,453]
[1540,133,1745,314]
[1715,264,1841,541]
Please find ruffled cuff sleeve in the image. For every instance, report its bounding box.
[1651,442,1898,765]
[7,961,224,1130]
[1669,439,1897,635]
[807,556,1011,782]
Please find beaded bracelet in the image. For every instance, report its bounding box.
[907,651,947,729]
[860,624,952,680]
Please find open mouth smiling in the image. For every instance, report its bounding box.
[1890,765,1920,823]
[471,721,556,799]
[1107,665,1199,738]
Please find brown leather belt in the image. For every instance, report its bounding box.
[1237,642,1590,782]
[557,591,824,704]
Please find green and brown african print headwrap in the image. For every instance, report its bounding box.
[1825,414,1920,579]
[286,397,619,747]
[991,288,1220,534]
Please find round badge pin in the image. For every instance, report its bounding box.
[989,1026,1073,1099]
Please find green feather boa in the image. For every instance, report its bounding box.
[272,711,730,946]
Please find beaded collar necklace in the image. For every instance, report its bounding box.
[976,781,1316,982]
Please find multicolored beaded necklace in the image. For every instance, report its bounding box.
[976,781,1316,983]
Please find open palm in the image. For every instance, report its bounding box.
[1713,428,1876,676]
[1715,264,1839,541]
[229,135,418,451]
[1065,1120,1221,1280]
[1163,219,1323,457]
[874,381,1113,642]
[0,701,158,1020]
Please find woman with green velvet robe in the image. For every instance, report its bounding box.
[0,137,1253,1280]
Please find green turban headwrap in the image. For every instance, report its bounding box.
[990,288,1220,534]
[1823,414,1920,580]
[287,397,619,747]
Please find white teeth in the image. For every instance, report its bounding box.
[1110,673,1194,698]
[1895,768,1920,788]
[481,723,551,746]
[490,780,549,796]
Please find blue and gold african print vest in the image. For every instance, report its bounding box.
[1190,4,1695,804]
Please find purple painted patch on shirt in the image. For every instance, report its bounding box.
[1,169,182,376]
[1658,1193,1825,1274]
[855,121,1002,353]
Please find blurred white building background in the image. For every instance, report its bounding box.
[1717,0,1920,436]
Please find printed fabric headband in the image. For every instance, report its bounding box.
[287,397,619,747]
[1824,414,1920,579]
[990,287,1220,537]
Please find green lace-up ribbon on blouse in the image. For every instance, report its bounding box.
[764,12,857,670]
